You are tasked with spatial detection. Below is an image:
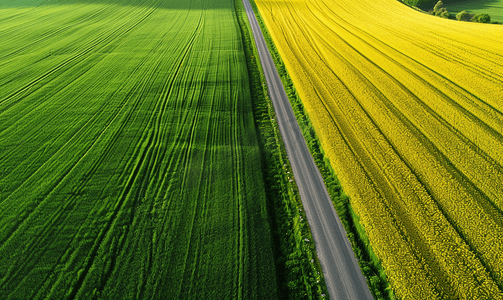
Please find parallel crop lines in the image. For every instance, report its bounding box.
[0,0,278,299]
[254,0,503,298]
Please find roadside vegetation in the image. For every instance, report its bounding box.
[235,0,329,298]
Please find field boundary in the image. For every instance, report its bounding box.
[234,0,330,298]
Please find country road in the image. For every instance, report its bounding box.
[241,0,375,299]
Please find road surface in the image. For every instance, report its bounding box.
[241,0,375,299]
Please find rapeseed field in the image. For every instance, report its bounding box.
[254,0,503,298]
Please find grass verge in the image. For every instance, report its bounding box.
[235,0,330,298]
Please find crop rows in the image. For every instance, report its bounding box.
[0,0,279,298]
[253,0,503,298]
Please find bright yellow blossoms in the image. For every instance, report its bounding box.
[254,0,503,298]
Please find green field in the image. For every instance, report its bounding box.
[443,0,503,22]
[0,0,280,298]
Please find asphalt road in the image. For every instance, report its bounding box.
[241,1,375,299]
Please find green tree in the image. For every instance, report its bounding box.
[456,10,471,21]
[440,10,450,18]
[471,13,491,23]
[433,0,444,15]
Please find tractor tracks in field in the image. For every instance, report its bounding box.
[0,4,159,112]
[66,6,206,299]
[0,2,162,243]
[298,1,503,211]
[0,1,194,296]
[0,14,172,296]
[281,0,503,289]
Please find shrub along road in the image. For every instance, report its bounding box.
[241,0,373,299]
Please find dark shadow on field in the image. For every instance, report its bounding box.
[0,0,233,10]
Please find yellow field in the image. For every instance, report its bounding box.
[254,0,503,298]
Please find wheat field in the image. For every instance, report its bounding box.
[0,0,279,298]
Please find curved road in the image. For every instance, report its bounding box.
[241,0,374,299]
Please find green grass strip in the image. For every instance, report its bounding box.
[234,0,330,298]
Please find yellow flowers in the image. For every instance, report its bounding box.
[254,0,503,298]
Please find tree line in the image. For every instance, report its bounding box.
[402,0,499,24]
